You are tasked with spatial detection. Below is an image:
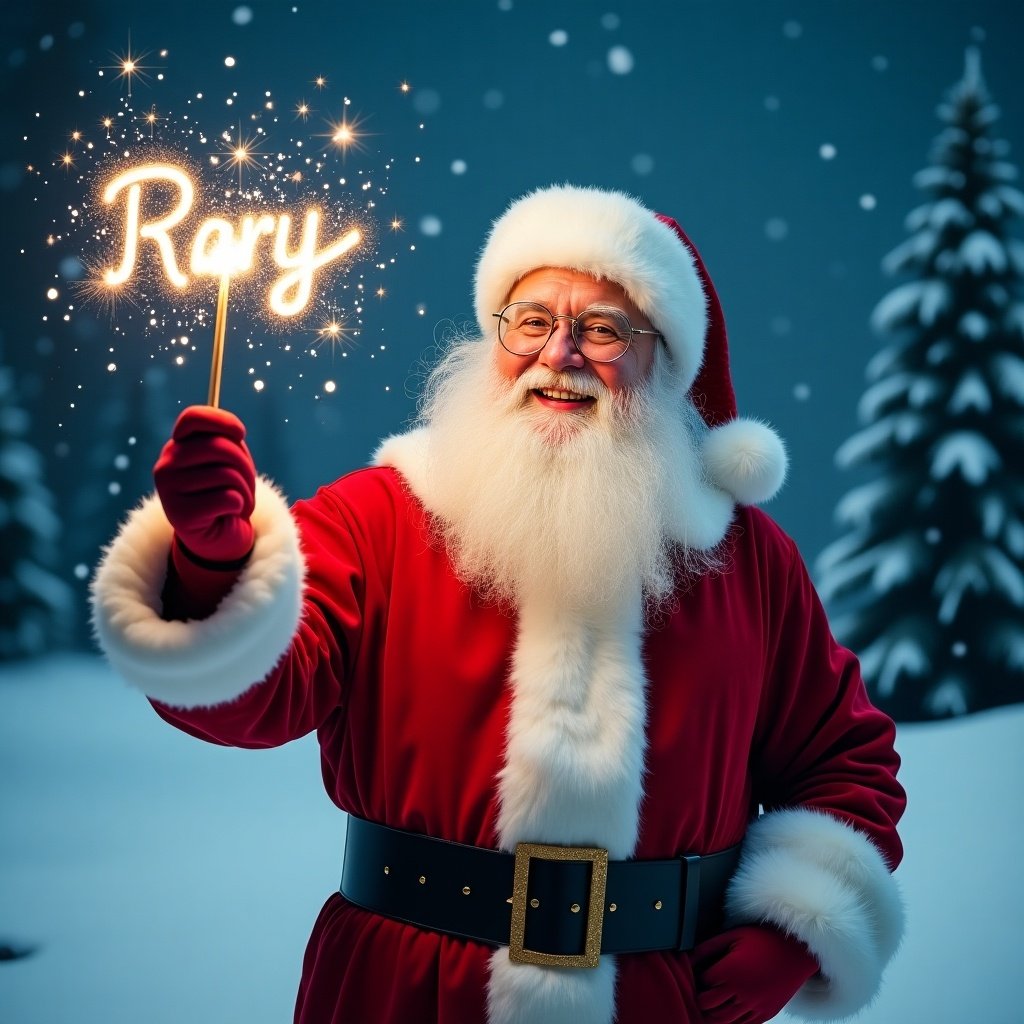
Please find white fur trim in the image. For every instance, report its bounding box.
[725,808,905,1021]
[484,595,646,1024]
[702,417,788,505]
[90,476,304,708]
[487,954,616,1024]
[475,185,708,390]
[373,428,431,500]
[495,596,647,859]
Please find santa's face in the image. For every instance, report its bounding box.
[493,268,660,414]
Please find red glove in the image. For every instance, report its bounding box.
[692,925,818,1024]
[154,406,256,563]
[154,406,257,619]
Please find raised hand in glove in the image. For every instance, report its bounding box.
[692,924,818,1024]
[153,406,257,618]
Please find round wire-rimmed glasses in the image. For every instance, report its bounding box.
[492,301,664,364]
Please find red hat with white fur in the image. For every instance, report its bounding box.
[474,184,787,505]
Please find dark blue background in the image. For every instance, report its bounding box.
[3,0,1022,596]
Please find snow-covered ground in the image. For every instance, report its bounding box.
[1,654,1021,1023]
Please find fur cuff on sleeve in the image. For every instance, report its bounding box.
[90,476,305,709]
[724,808,904,1021]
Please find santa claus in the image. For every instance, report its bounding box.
[92,185,905,1024]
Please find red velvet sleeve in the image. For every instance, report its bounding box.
[151,470,397,751]
[751,523,906,869]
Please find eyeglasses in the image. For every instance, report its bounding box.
[492,301,664,364]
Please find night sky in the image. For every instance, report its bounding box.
[2,0,1022,604]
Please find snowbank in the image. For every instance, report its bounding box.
[1,655,1021,1023]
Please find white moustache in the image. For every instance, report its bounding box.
[509,366,608,403]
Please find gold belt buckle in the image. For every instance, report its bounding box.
[508,841,609,969]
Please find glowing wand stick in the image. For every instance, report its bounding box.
[208,274,230,407]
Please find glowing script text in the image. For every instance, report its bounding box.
[101,163,362,316]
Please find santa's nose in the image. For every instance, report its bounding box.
[539,319,585,372]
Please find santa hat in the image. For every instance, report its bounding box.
[474,185,787,505]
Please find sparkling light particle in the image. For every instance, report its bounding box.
[549,29,568,46]
[860,194,877,210]
[819,143,837,160]
[46,287,59,299]
[225,56,237,67]
[324,380,336,393]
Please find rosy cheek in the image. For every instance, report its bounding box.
[493,346,527,382]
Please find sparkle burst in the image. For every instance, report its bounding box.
[106,36,154,98]
[219,126,267,188]
[36,40,414,403]
[320,109,369,159]
[313,309,357,354]
[139,105,164,139]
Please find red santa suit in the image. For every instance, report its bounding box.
[90,186,905,1024]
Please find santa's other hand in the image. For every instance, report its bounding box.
[692,924,818,1024]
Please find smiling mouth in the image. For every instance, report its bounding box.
[532,387,596,404]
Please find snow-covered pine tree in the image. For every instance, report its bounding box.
[817,49,1024,721]
[0,360,70,658]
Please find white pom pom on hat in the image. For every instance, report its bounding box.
[474,184,787,505]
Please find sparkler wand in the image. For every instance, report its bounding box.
[208,274,230,407]
[47,43,407,410]
[97,161,363,406]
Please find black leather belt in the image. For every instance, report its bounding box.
[340,815,741,968]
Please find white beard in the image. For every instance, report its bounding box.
[417,338,723,616]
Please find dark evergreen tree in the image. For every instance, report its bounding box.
[817,50,1024,721]
[0,362,70,658]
